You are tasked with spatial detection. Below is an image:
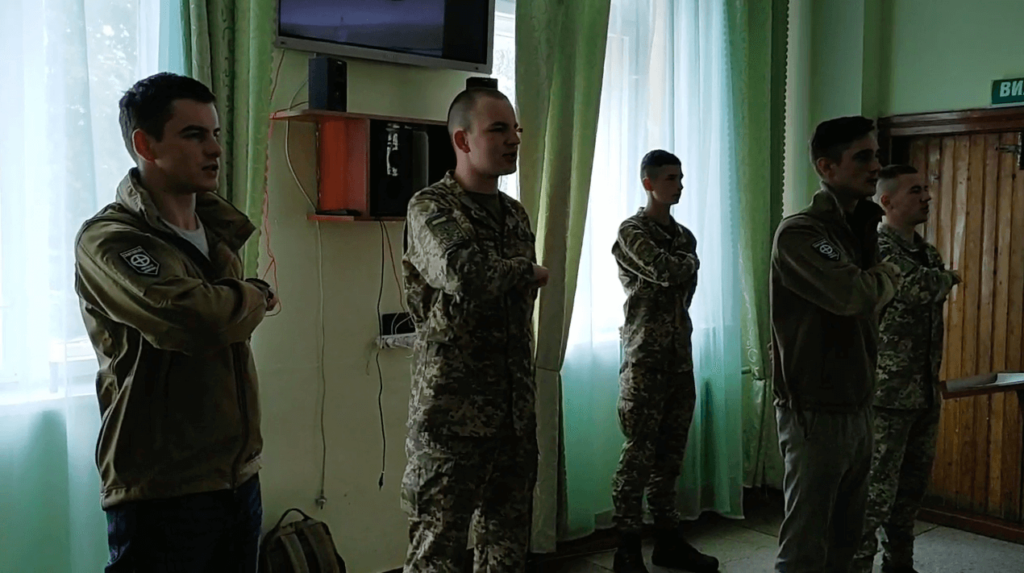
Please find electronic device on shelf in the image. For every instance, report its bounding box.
[276,0,495,73]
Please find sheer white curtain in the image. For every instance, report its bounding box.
[492,0,519,199]
[561,0,744,539]
[0,1,183,570]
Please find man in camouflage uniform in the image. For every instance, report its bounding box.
[610,150,719,573]
[401,88,549,573]
[851,165,960,573]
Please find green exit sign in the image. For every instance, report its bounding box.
[993,78,1024,105]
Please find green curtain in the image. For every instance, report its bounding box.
[733,0,788,489]
[514,0,612,553]
[183,0,275,275]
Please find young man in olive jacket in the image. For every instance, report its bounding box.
[770,116,903,573]
[75,73,278,572]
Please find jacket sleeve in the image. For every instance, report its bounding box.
[613,221,698,287]
[75,222,268,355]
[405,191,534,295]
[773,219,898,316]
[882,242,957,305]
[676,229,699,307]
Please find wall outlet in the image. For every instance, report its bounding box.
[380,312,414,336]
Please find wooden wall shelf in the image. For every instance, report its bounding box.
[271,109,445,126]
[271,108,454,221]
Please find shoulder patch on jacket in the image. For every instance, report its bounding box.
[120,246,161,276]
[425,213,468,252]
[811,238,841,261]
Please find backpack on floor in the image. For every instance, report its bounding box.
[260,508,346,573]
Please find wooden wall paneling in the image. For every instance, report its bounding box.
[934,135,958,503]
[944,136,969,507]
[924,137,950,500]
[883,106,1024,530]
[988,132,1013,516]
[971,134,998,513]
[1004,138,1024,522]
[956,135,982,511]
[878,106,1024,138]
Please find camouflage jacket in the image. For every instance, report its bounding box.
[875,225,957,409]
[402,172,538,438]
[612,209,699,372]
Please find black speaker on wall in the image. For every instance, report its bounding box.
[369,121,431,218]
[308,56,347,112]
[466,76,498,90]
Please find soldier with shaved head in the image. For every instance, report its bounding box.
[401,87,548,572]
[852,165,960,573]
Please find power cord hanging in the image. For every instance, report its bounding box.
[276,69,329,508]
[376,221,387,489]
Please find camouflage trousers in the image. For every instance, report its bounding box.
[401,429,538,573]
[611,365,696,533]
[851,406,940,573]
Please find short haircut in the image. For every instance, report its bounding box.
[640,149,681,180]
[446,88,510,137]
[810,116,875,166]
[879,164,918,180]
[119,72,216,158]
[877,164,920,198]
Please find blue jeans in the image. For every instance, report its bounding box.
[105,475,262,573]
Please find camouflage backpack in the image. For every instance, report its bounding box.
[259,508,346,573]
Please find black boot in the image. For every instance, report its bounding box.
[613,532,649,573]
[650,528,719,572]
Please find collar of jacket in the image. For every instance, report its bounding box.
[806,187,885,229]
[441,170,513,231]
[879,223,923,253]
[633,207,678,237]
[116,169,256,251]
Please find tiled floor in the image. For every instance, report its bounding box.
[541,494,1024,573]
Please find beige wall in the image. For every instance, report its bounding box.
[253,50,471,573]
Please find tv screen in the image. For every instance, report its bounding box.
[277,0,494,73]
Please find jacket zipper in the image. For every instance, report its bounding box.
[170,230,251,489]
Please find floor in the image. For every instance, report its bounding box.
[539,492,1024,573]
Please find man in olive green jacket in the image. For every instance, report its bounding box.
[770,116,902,573]
[74,73,277,573]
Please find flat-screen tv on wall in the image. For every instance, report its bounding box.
[276,0,495,74]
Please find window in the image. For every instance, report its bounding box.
[0,0,183,405]
[493,0,518,198]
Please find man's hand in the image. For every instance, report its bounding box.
[532,264,550,288]
[246,278,279,312]
[948,269,962,285]
[874,261,903,289]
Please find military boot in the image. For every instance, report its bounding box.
[612,532,649,573]
[650,527,719,572]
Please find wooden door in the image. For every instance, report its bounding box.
[900,131,1024,523]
